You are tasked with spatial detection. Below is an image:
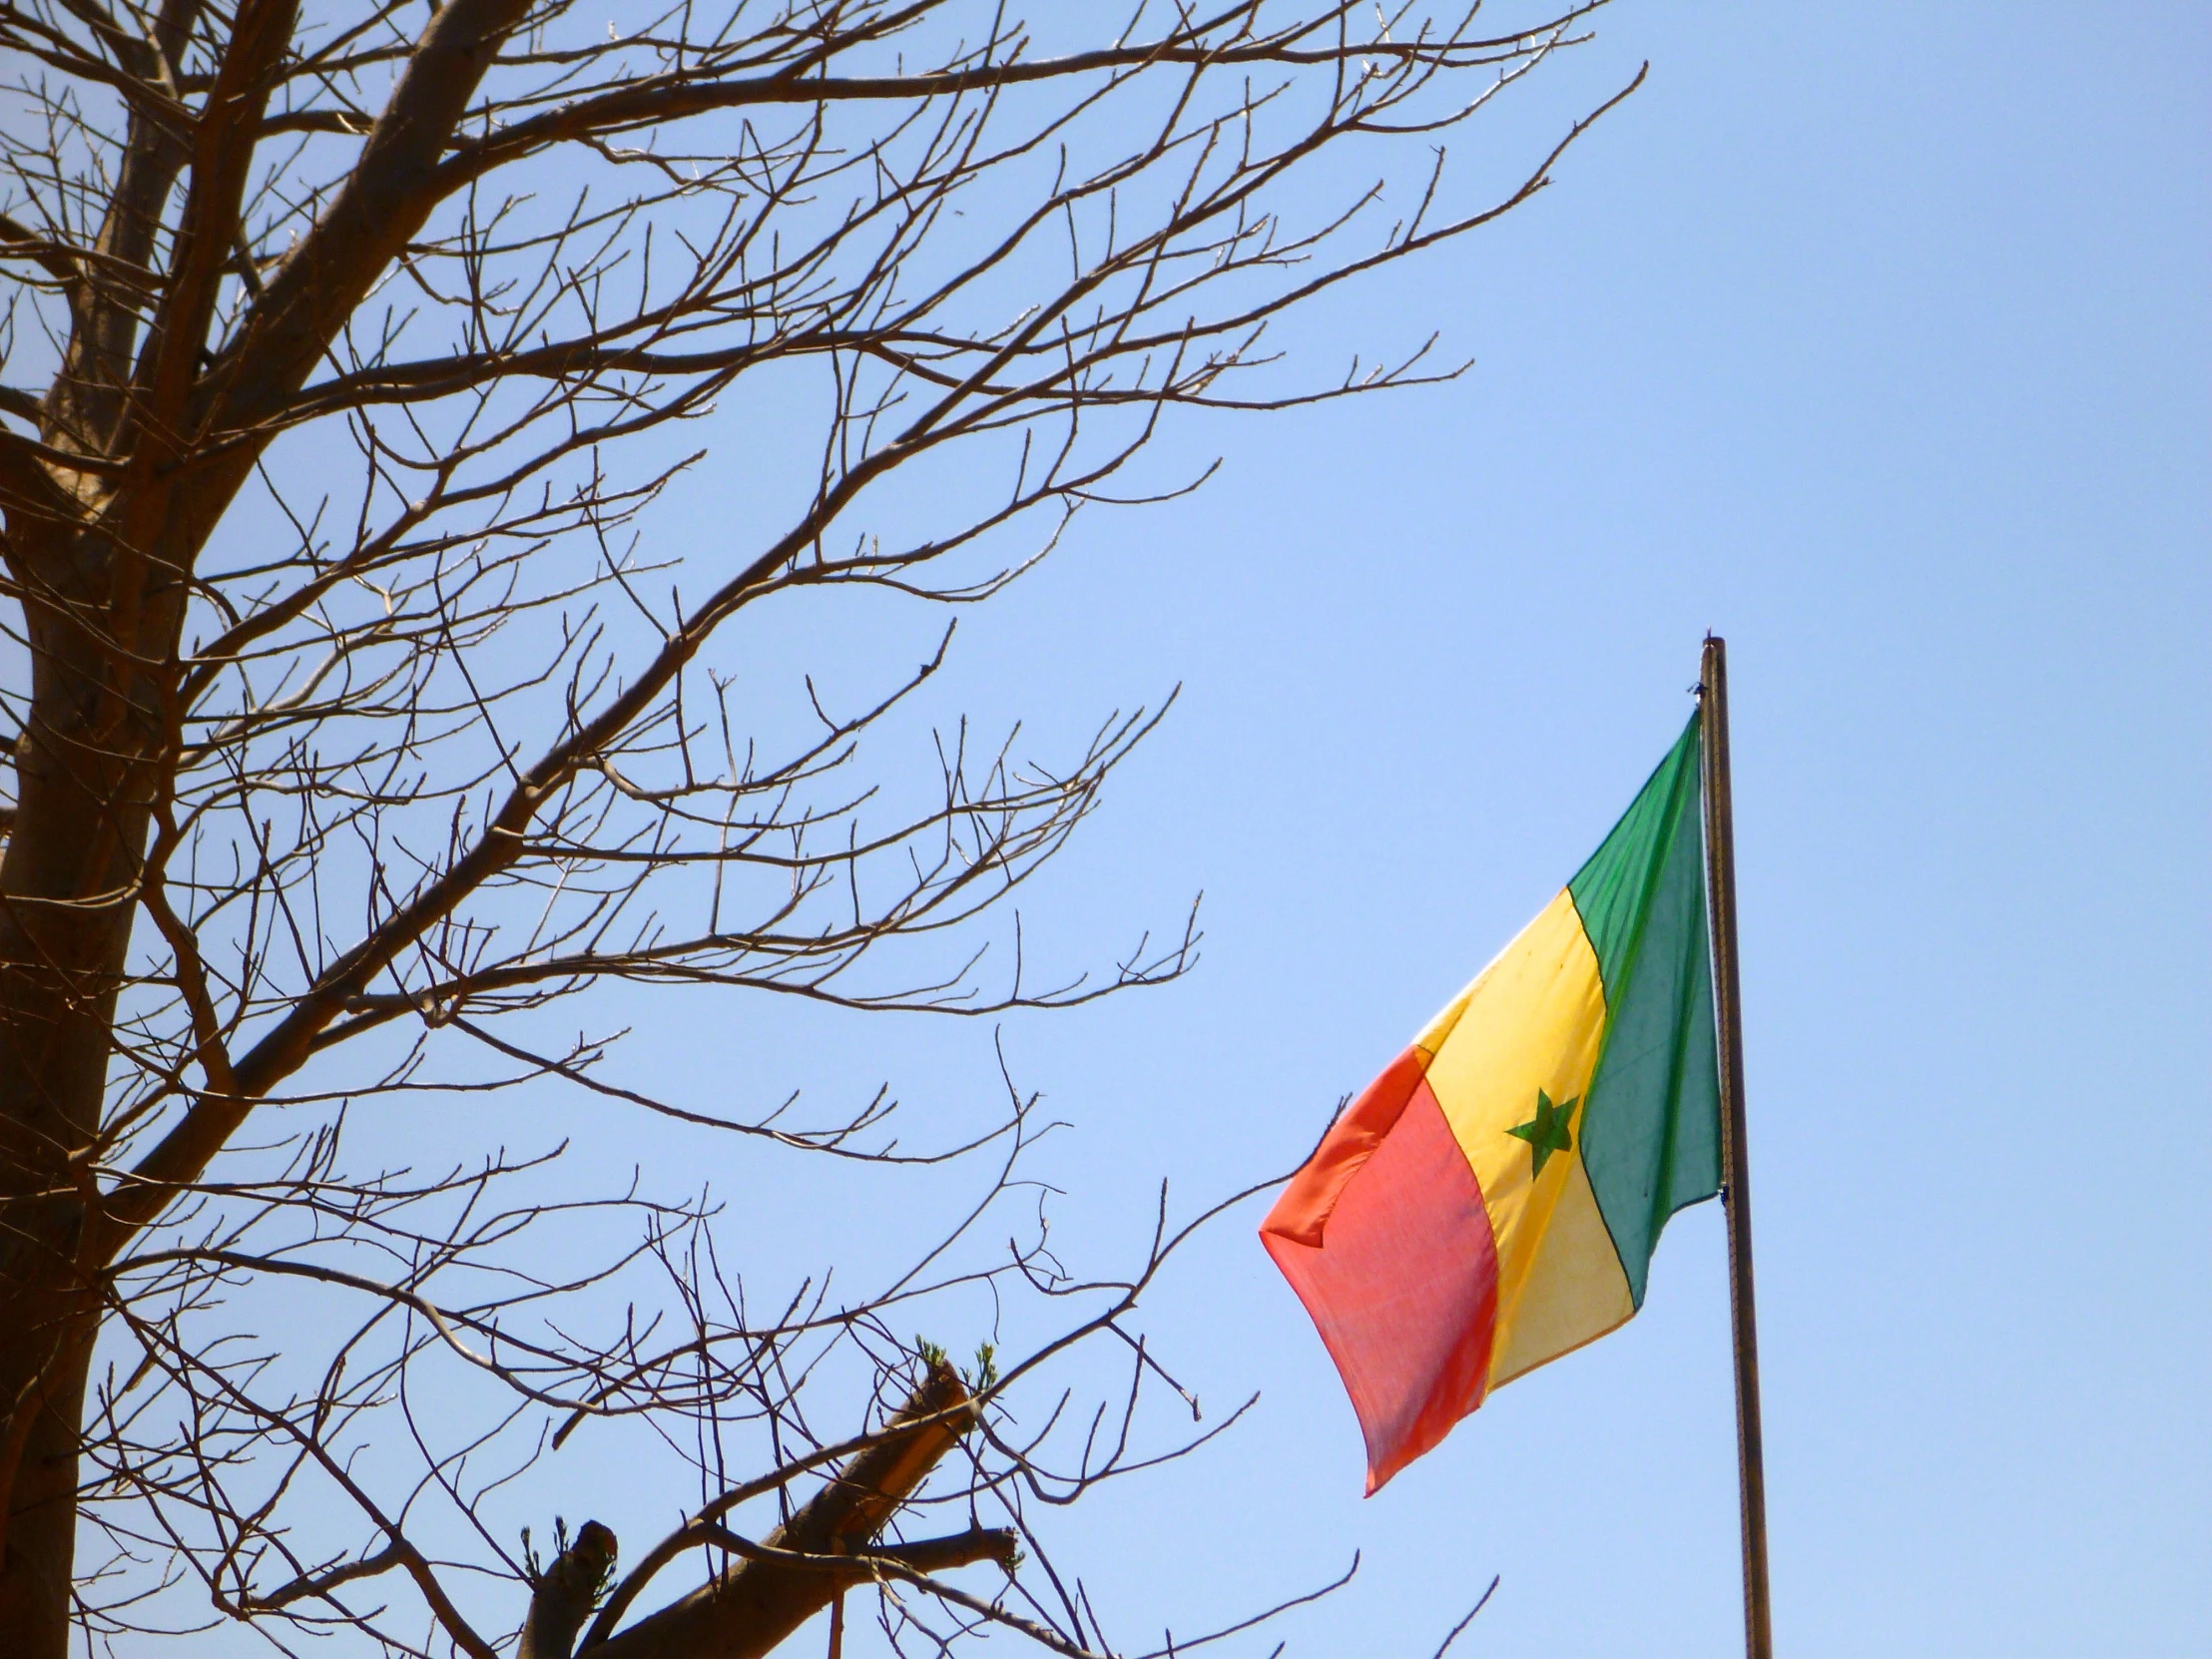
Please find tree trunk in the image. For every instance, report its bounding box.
[0,1343,92,1652]
[0,517,171,1652]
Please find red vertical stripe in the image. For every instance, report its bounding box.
[1262,1068,1499,1493]
[1261,1046,1429,1246]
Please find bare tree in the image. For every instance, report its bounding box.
[0,2,1634,1653]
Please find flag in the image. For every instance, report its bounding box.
[1261,714,1722,1492]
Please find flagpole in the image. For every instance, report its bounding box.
[1699,634,1773,1659]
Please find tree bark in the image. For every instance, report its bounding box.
[0,507,167,1647]
[0,1342,90,1652]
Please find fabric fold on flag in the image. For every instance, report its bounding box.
[1261,714,1721,1492]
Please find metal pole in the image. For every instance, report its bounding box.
[1700,634,1773,1659]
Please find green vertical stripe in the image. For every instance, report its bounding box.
[1567,713,1722,1309]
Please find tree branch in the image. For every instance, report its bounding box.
[585,1361,975,1658]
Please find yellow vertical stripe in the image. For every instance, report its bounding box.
[1415,889,1636,1391]
[1488,1154,1635,1384]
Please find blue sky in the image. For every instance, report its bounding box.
[725,6,2207,1653]
[192,5,2206,1655]
[577,6,2206,1655]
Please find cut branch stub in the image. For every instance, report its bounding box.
[592,1362,977,1659]
[520,1520,619,1659]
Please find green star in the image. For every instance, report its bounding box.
[1507,1088,1580,1178]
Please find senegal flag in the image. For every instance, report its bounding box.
[1262,715,1722,1492]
